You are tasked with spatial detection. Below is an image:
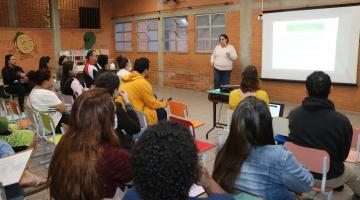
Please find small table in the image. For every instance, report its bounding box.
[206,89,230,139]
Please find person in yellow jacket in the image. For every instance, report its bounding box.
[229,65,269,110]
[119,57,167,125]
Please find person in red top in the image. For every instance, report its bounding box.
[83,49,99,88]
[48,88,132,200]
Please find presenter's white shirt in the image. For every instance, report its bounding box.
[27,88,63,126]
[211,44,238,71]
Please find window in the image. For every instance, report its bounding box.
[137,19,158,52]
[79,7,100,29]
[115,22,132,51]
[196,14,226,52]
[164,17,188,52]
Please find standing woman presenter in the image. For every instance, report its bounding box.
[211,34,238,89]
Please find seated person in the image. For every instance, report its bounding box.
[26,69,69,133]
[83,50,99,88]
[0,117,34,152]
[56,55,68,82]
[97,54,110,75]
[38,56,51,71]
[123,121,234,200]
[288,71,359,199]
[120,57,167,125]
[48,89,132,200]
[116,55,132,81]
[2,54,31,112]
[213,96,313,199]
[94,72,140,149]
[229,65,269,110]
[60,61,84,98]
[0,140,47,199]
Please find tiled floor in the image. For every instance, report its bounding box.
[152,86,357,200]
[25,86,358,199]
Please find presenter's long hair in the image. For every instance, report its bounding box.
[48,88,119,200]
[212,96,275,193]
[240,65,260,93]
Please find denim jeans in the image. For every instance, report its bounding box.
[214,68,232,89]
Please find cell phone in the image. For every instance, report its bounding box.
[167,97,172,101]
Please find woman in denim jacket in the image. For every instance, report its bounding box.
[213,96,314,200]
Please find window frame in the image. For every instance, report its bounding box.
[195,13,226,53]
[136,19,159,52]
[115,22,132,52]
[164,16,189,53]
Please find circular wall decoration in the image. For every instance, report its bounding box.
[14,32,34,54]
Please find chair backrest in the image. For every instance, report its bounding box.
[8,101,21,116]
[226,109,234,131]
[351,128,360,149]
[135,110,147,129]
[38,112,56,135]
[62,95,74,105]
[0,98,8,116]
[24,106,38,130]
[168,101,188,118]
[272,117,289,137]
[284,142,330,174]
[169,116,195,137]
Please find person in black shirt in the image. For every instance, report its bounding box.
[94,72,140,149]
[2,54,31,111]
[288,71,360,199]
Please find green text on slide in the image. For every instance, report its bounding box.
[287,23,324,32]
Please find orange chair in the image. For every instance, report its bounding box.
[169,116,215,155]
[167,101,205,128]
[284,142,333,200]
[346,128,360,163]
[8,101,31,129]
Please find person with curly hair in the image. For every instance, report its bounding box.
[123,121,234,200]
[228,65,269,110]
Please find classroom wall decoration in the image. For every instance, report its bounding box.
[84,32,96,49]
[13,32,34,54]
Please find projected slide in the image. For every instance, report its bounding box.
[273,18,339,71]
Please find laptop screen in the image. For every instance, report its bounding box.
[269,103,285,117]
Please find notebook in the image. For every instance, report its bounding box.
[0,149,33,186]
[189,184,205,197]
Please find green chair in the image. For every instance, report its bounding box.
[38,112,63,145]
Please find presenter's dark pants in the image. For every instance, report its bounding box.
[214,68,232,89]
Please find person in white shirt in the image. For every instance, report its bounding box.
[60,61,84,98]
[116,55,132,82]
[211,34,238,89]
[27,69,69,133]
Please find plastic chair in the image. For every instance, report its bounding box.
[24,106,41,137]
[346,128,360,163]
[38,112,63,145]
[134,110,148,140]
[169,116,215,162]
[61,94,74,111]
[8,101,29,129]
[284,142,333,200]
[167,101,205,128]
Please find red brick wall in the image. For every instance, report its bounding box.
[112,0,158,18]
[0,28,54,72]
[0,0,114,74]
[162,0,240,10]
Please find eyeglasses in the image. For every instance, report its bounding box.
[219,38,226,41]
